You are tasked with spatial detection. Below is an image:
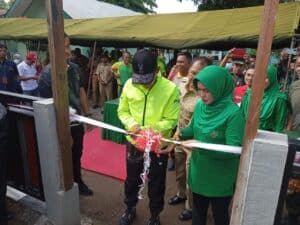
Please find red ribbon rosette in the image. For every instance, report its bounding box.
[134,128,161,153]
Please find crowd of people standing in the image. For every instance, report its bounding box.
[0,42,300,225]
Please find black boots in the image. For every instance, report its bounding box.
[78,180,93,196]
[147,216,161,225]
[119,207,136,225]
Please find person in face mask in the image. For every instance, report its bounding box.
[13,53,22,65]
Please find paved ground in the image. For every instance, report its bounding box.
[79,169,213,225]
[8,168,215,225]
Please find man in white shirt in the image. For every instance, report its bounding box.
[17,52,39,96]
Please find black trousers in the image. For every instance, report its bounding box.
[124,143,168,216]
[0,116,9,224]
[70,123,84,183]
[192,192,232,225]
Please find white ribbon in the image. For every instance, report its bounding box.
[180,140,241,154]
[7,103,242,155]
[72,116,242,154]
[70,114,128,134]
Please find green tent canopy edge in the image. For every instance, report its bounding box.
[0,2,299,49]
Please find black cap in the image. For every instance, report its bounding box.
[132,49,157,84]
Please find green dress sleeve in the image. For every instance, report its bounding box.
[240,91,250,119]
[225,110,245,146]
[180,115,194,140]
[273,97,288,133]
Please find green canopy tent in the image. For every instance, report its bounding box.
[0,2,299,49]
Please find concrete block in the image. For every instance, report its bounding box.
[47,185,80,225]
[33,99,80,225]
[241,130,288,225]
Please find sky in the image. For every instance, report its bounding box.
[155,0,197,14]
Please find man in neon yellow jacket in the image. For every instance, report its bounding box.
[118,49,180,225]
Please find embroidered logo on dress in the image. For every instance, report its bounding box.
[210,131,218,139]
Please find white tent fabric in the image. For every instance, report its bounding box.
[6,0,141,19]
[63,0,141,18]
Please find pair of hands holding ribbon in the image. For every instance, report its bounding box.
[128,125,197,154]
[129,125,161,153]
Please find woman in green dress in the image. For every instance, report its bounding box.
[180,65,245,225]
[240,64,288,132]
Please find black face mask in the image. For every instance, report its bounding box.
[193,79,198,91]
[281,55,289,63]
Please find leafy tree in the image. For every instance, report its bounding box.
[179,0,295,11]
[99,0,157,14]
[0,0,7,10]
[0,0,14,10]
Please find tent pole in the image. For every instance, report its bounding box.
[230,0,279,224]
[87,41,97,98]
[36,40,41,61]
[37,40,41,53]
[46,0,73,191]
[283,36,296,92]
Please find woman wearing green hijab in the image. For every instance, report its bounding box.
[180,65,245,225]
[240,64,288,132]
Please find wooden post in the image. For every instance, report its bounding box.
[230,0,279,224]
[45,0,73,191]
[87,41,97,98]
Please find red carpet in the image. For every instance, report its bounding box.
[81,128,126,181]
